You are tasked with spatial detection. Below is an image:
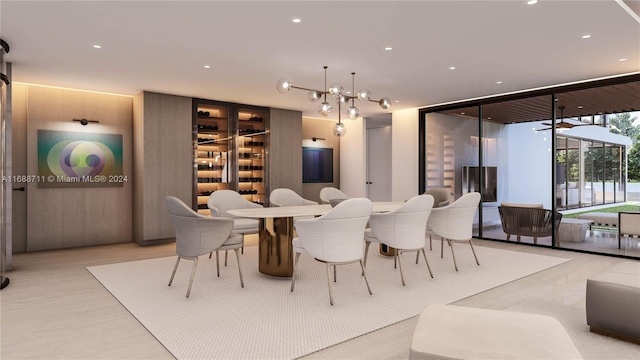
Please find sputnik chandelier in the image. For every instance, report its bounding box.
[276,66,390,137]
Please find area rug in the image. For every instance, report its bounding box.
[88,245,568,360]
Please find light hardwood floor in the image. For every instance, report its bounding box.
[1,237,637,359]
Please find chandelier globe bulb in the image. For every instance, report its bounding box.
[319,102,333,116]
[333,122,347,137]
[379,97,391,110]
[328,83,343,97]
[276,78,291,93]
[307,90,321,102]
[357,88,371,101]
[347,106,359,120]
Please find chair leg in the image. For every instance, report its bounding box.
[533,237,538,245]
[397,250,406,286]
[326,263,334,306]
[415,250,420,264]
[359,260,373,295]
[168,257,181,286]
[429,234,432,251]
[186,257,198,298]
[334,265,337,283]
[394,251,397,269]
[421,248,434,278]
[469,240,480,266]
[450,241,459,272]
[290,252,301,292]
[506,234,511,241]
[363,241,371,275]
[517,234,521,242]
[441,237,444,258]
[216,251,220,277]
[208,252,212,259]
[234,248,244,288]
[225,250,228,266]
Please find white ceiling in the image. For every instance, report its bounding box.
[1,1,639,119]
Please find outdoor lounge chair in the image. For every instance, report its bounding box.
[498,205,562,244]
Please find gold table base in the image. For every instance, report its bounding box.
[379,244,396,256]
[258,217,295,277]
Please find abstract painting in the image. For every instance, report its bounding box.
[37,130,124,188]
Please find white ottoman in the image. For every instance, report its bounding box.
[559,218,593,244]
[409,304,582,360]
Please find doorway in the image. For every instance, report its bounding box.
[366,115,392,201]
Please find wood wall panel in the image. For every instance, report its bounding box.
[301,117,340,203]
[25,86,133,251]
[132,93,144,242]
[268,108,302,198]
[134,91,192,243]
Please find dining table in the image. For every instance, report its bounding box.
[227,202,402,277]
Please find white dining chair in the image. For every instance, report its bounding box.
[364,194,435,286]
[270,188,318,207]
[290,198,372,305]
[319,186,350,204]
[208,190,262,263]
[427,192,481,271]
[423,188,451,251]
[165,196,244,298]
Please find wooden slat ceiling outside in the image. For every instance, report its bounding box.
[441,81,640,124]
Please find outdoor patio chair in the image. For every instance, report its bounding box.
[498,206,562,244]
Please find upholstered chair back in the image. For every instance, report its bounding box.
[207,190,262,218]
[294,198,372,263]
[424,188,451,208]
[270,188,318,207]
[619,212,640,239]
[368,195,434,250]
[427,192,481,241]
[165,196,234,258]
[319,187,350,204]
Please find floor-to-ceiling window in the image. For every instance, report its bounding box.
[556,137,626,209]
[419,74,639,259]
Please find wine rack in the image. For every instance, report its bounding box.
[236,107,267,205]
[194,103,230,215]
[193,100,269,212]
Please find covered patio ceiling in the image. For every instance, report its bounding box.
[438,76,640,124]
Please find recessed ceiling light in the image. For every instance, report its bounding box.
[581,34,591,39]
[384,47,393,51]
[92,44,102,49]
[496,81,503,84]
[578,105,583,109]
[487,117,492,120]
[460,112,465,115]
[526,0,538,4]
[291,18,301,23]
[395,100,400,103]
[203,65,211,69]
[449,66,456,70]
[619,58,627,62]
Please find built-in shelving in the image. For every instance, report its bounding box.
[236,107,268,205]
[194,103,231,214]
[193,100,269,213]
